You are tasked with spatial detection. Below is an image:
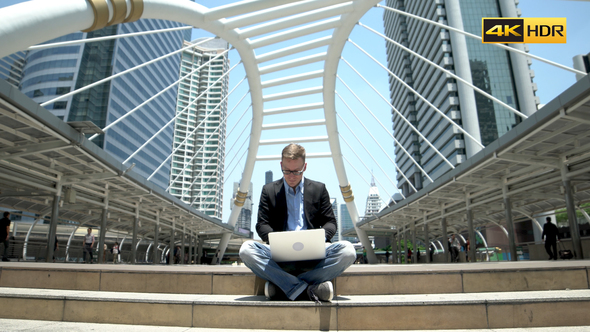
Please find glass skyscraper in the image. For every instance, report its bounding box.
[168,38,229,218]
[0,50,26,88]
[383,0,539,197]
[14,18,192,190]
[340,203,357,243]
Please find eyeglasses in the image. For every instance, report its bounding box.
[282,169,304,176]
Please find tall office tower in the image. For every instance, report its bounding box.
[0,51,26,87]
[16,19,192,189]
[265,170,273,184]
[383,0,538,197]
[340,203,357,242]
[364,176,383,217]
[573,52,590,81]
[331,197,339,241]
[231,182,253,236]
[168,38,229,218]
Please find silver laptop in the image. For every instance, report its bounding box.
[269,229,326,262]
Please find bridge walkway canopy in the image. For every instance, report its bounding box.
[0,79,243,262]
[352,75,590,261]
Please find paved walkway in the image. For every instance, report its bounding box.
[1,319,589,331]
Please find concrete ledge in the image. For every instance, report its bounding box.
[1,287,590,330]
[1,261,590,296]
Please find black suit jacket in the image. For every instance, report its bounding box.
[256,178,337,243]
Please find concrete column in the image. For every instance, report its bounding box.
[441,212,449,263]
[424,217,430,263]
[152,213,160,264]
[502,186,518,261]
[46,193,60,262]
[402,227,407,264]
[131,217,139,264]
[98,208,107,264]
[181,227,186,264]
[411,220,417,263]
[188,232,195,265]
[466,208,477,263]
[197,236,203,264]
[388,234,397,264]
[498,0,538,116]
[564,179,583,259]
[444,0,482,158]
[168,219,175,265]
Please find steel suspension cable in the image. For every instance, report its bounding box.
[124,60,241,165]
[358,23,527,119]
[185,125,251,209]
[335,97,411,196]
[147,76,247,181]
[167,103,252,191]
[338,134,395,204]
[223,124,252,175]
[225,124,252,164]
[174,119,228,198]
[377,4,587,77]
[342,155,392,206]
[348,38,487,147]
[28,26,193,50]
[336,75,434,181]
[41,37,216,107]
[340,58,455,170]
[89,46,233,141]
[223,143,250,186]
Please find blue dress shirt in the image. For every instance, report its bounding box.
[284,177,307,231]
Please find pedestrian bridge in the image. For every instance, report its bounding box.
[0,0,588,265]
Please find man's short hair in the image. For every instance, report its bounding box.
[3,211,9,218]
[281,143,306,163]
[87,227,92,231]
[546,216,551,222]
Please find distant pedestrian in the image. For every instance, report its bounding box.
[450,234,460,263]
[102,243,108,263]
[53,236,58,262]
[83,228,95,263]
[0,212,11,262]
[111,242,119,264]
[174,246,181,264]
[542,217,559,260]
[385,249,390,264]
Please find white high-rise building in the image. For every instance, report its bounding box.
[364,176,383,217]
[169,38,230,218]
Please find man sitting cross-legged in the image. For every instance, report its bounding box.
[239,143,356,303]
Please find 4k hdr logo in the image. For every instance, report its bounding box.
[482,18,566,43]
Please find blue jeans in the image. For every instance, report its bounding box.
[239,240,356,300]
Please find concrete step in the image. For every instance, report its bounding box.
[1,287,590,330]
[1,261,589,296]
[1,319,590,332]
[1,318,589,332]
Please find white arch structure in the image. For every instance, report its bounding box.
[1,0,586,265]
[0,0,383,263]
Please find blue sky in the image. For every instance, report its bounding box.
[1,0,589,239]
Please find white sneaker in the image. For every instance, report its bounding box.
[307,281,333,303]
[264,281,277,299]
